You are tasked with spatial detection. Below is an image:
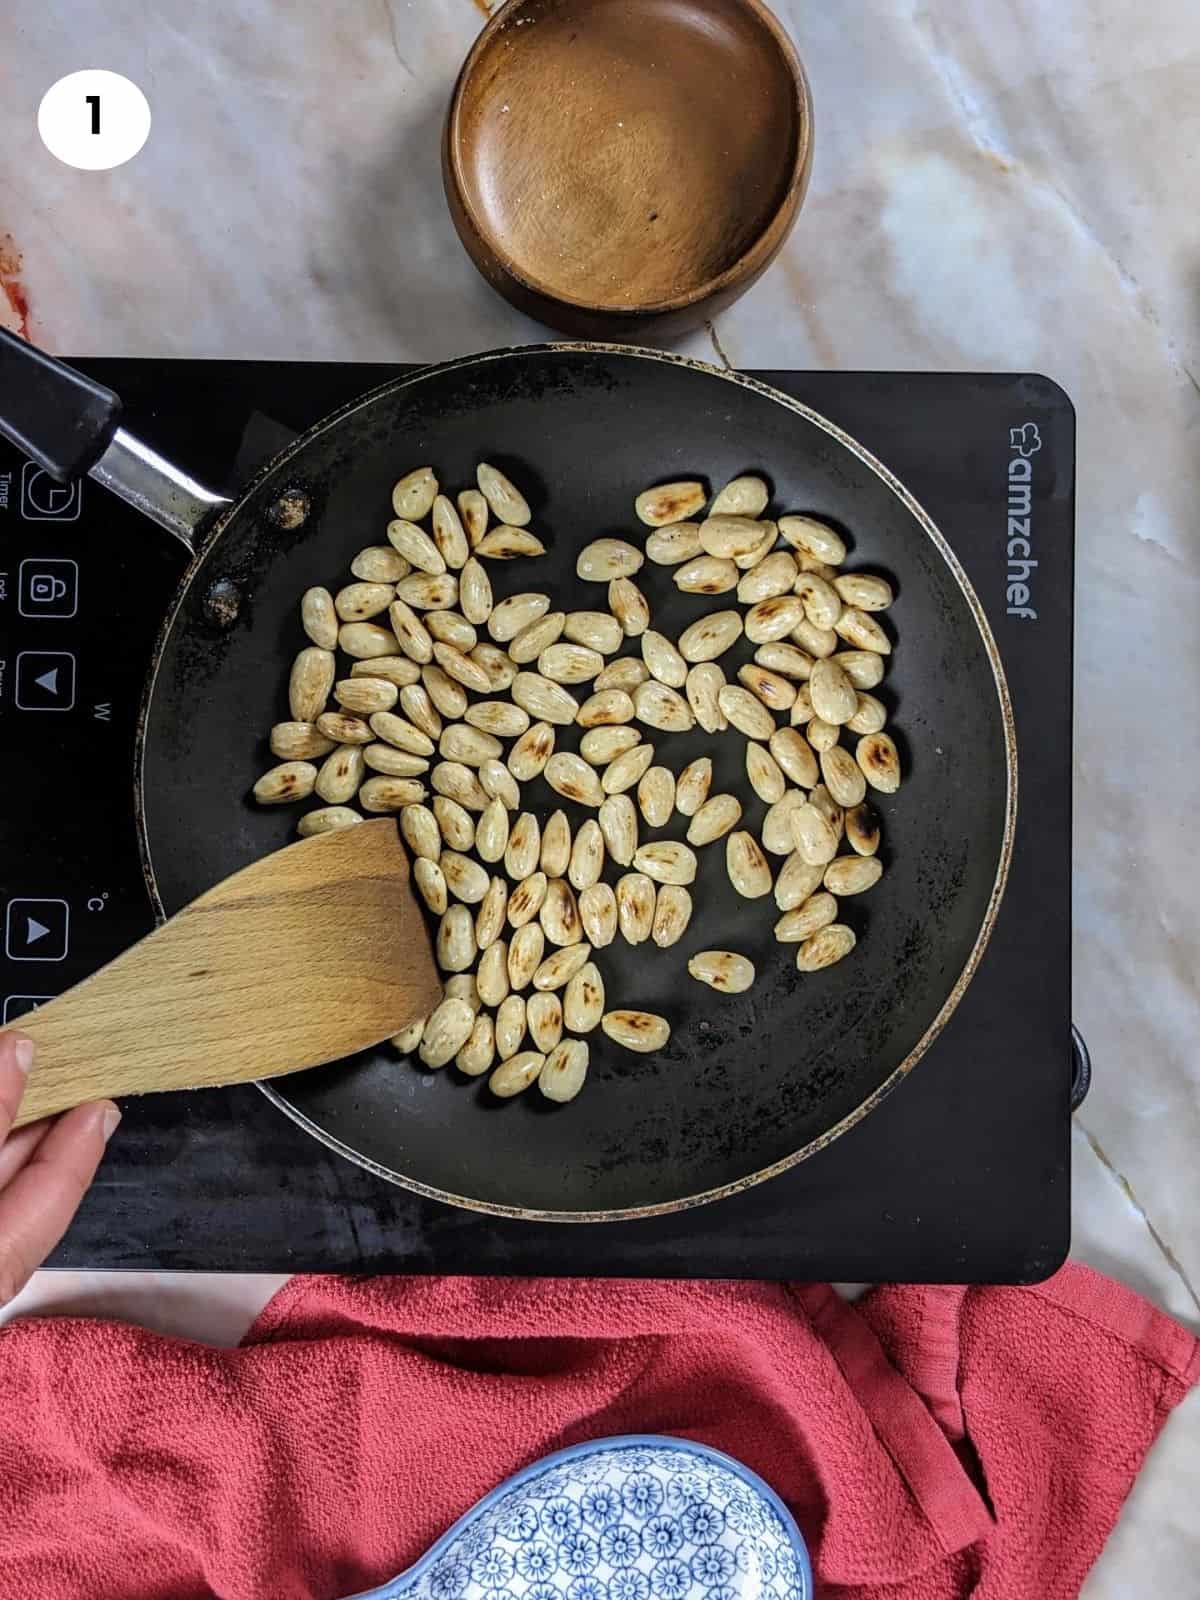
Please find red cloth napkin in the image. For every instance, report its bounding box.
[0,1263,1195,1599]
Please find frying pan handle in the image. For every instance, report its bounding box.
[0,328,229,553]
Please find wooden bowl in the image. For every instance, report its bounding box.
[443,0,813,339]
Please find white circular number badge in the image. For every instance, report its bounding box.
[38,69,151,171]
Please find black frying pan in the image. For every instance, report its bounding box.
[0,335,1015,1220]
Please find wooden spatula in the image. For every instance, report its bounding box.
[3,819,441,1128]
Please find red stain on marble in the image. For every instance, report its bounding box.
[0,232,33,340]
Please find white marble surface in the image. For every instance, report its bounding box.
[1,0,1197,1593]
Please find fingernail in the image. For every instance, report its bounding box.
[101,1105,122,1143]
[13,1037,34,1078]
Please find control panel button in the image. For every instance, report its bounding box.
[3,995,52,1023]
[18,557,79,619]
[5,898,70,961]
[14,650,76,711]
[20,462,82,521]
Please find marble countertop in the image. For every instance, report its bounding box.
[1,1,1197,1592]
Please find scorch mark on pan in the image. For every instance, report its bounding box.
[0,233,32,339]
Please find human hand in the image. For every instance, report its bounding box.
[0,1031,119,1307]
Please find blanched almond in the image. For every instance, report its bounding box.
[778,514,846,565]
[465,701,529,739]
[686,792,741,846]
[637,765,676,827]
[834,649,886,689]
[810,783,845,840]
[492,1046,541,1096]
[477,462,531,526]
[432,641,491,695]
[432,795,475,850]
[339,622,402,660]
[579,882,618,947]
[370,711,435,755]
[807,716,839,752]
[254,761,318,805]
[774,850,826,910]
[392,467,438,522]
[602,742,656,796]
[475,876,509,949]
[427,608,477,648]
[775,893,837,941]
[272,721,336,760]
[400,802,440,861]
[599,792,639,865]
[847,692,887,735]
[391,1016,425,1054]
[505,812,542,880]
[755,641,813,680]
[737,551,797,603]
[675,757,712,817]
[441,850,490,904]
[459,557,493,625]
[564,962,605,1032]
[458,488,489,546]
[595,655,650,692]
[652,884,692,948]
[699,515,768,559]
[301,588,339,649]
[507,924,545,990]
[475,797,510,863]
[845,801,881,856]
[477,939,510,1006]
[350,656,420,687]
[533,942,591,990]
[633,681,694,733]
[435,906,476,974]
[686,664,727,733]
[809,658,859,724]
[442,976,480,1017]
[834,572,893,611]
[418,996,475,1068]
[678,610,743,663]
[688,950,756,993]
[641,630,688,688]
[795,572,842,630]
[539,1039,589,1103]
[476,525,546,560]
[674,554,738,594]
[734,519,778,570]
[580,724,641,765]
[540,810,572,878]
[791,802,839,865]
[835,607,892,654]
[512,672,579,726]
[507,721,555,780]
[577,538,643,580]
[601,1010,670,1052]
[726,831,772,898]
[479,758,521,810]
[527,990,564,1053]
[388,600,435,664]
[762,790,807,855]
[616,872,655,944]
[297,805,361,837]
[315,746,365,805]
[737,664,795,713]
[564,610,623,653]
[387,519,445,575]
[796,923,856,972]
[289,647,335,722]
[608,577,650,636]
[488,592,550,643]
[508,610,566,664]
[646,521,703,564]
[430,495,469,568]
[539,642,604,684]
[422,662,469,719]
[494,997,529,1062]
[545,752,605,807]
[334,676,397,716]
[821,745,868,808]
[351,546,409,583]
[470,643,518,692]
[746,741,786,803]
[635,480,706,526]
[439,723,502,768]
[856,731,901,793]
[711,474,769,518]
[569,819,606,890]
[718,684,776,739]
[577,689,635,728]
[431,761,488,811]
[456,1013,496,1077]
[540,877,583,947]
[633,841,697,886]
[770,727,819,788]
[335,581,394,622]
[363,744,428,777]
[745,595,804,643]
[825,855,884,895]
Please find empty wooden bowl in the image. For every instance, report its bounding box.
[443,0,813,338]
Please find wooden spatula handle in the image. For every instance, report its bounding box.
[4,821,441,1127]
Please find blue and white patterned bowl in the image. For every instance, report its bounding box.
[348,1435,812,1600]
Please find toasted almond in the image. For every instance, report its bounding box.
[490,1048,545,1096]
[778,514,846,565]
[563,610,624,653]
[856,731,901,793]
[806,717,839,752]
[678,610,743,663]
[301,587,339,649]
[686,792,742,846]
[821,745,868,808]
[508,610,566,664]
[507,871,548,930]
[737,550,797,603]
[790,685,815,726]
[674,554,738,594]
[810,783,845,840]
[430,641,490,696]
[774,892,838,942]
[608,577,650,636]
[579,882,618,947]
[808,658,859,725]
[711,474,769,518]
[387,518,445,576]
[825,855,884,895]
[388,600,435,664]
[633,840,697,886]
[335,581,394,622]
[726,830,772,898]
[675,757,712,817]
[527,990,564,1053]
[686,663,728,733]
[476,525,546,560]
[599,792,639,865]
[369,711,435,755]
[488,591,551,643]
[456,1013,496,1077]
[718,684,776,739]
[457,488,489,547]
[580,724,641,765]
[350,656,421,686]
[442,975,480,1016]
[539,1038,590,1102]
[494,997,529,1062]
[762,790,807,855]
[769,727,819,788]
[475,797,511,863]
[334,676,398,716]
[645,521,703,564]
[314,745,366,805]
[835,607,892,654]
[288,647,336,722]
[845,801,881,856]
[466,700,530,738]
[470,642,518,692]
[351,546,409,584]
[595,655,650,692]
[774,850,825,910]
[435,906,476,974]
[429,495,469,569]
[540,641,605,684]
[636,630,683,688]
[563,962,605,1032]
[505,812,542,880]
[540,809,572,878]
[688,950,756,993]
[512,672,579,726]
[637,765,676,827]
[432,795,475,850]
[569,819,606,890]
[633,681,694,733]
[475,876,509,949]
[297,805,362,838]
[426,611,477,652]
[363,743,428,777]
[431,761,488,811]
[743,595,803,644]
[834,572,893,611]
[755,641,813,680]
[477,939,510,1006]
[477,461,531,526]
[651,883,692,948]
[796,923,856,972]
[508,721,555,780]
[272,721,337,761]
[400,803,440,861]
[339,622,402,661]
[577,538,643,580]
[601,1009,670,1052]
[459,557,493,625]
[418,996,475,1068]
[615,873,656,944]
[795,572,842,630]
[577,688,636,728]
[479,758,521,810]
[791,617,838,659]
[441,849,490,905]
[392,467,438,522]
[737,663,795,713]
[422,663,469,719]
[439,722,503,767]
[734,519,778,569]
[533,942,591,990]
[699,514,768,560]
[507,923,545,990]
[391,1016,425,1054]
[635,480,706,526]
[791,802,840,865]
[602,742,656,797]
[746,741,786,803]
[545,751,605,807]
[254,761,318,805]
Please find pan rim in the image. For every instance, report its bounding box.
[136,342,1017,1223]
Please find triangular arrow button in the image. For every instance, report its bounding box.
[26,917,50,944]
[34,668,59,694]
